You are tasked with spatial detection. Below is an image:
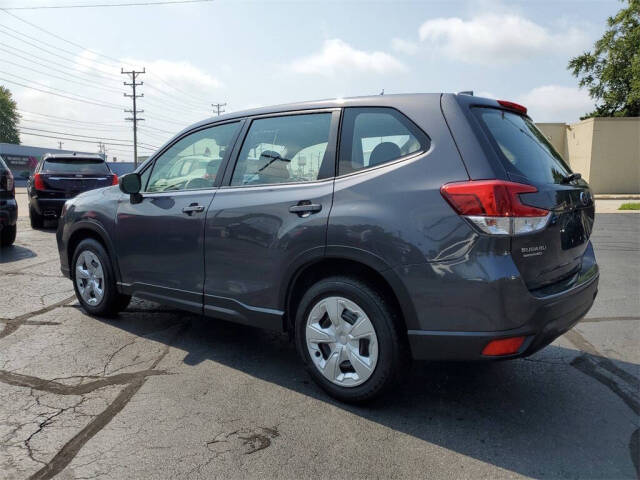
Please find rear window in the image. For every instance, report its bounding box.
[41,158,110,175]
[474,108,572,184]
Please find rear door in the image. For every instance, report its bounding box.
[203,110,339,329]
[38,158,114,198]
[473,107,595,289]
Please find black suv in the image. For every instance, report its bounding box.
[0,155,17,247]
[57,94,598,402]
[28,153,118,228]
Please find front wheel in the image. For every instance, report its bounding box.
[295,276,406,403]
[0,224,16,247]
[72,238,130,317]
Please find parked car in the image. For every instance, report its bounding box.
[0,155,17,247]
[56,93,599,402]
[28,153,118,228]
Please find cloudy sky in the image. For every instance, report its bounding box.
[0,0,619,161]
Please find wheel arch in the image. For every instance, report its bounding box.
[67,221,121,284]
[282,249,418,336]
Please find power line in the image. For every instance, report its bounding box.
[1,11,217,110]
[0,28,116,77]
[0,44,116,84]
[3,58,123,95]
[2,0,215,10]
[19,130,155,149]
[0,9,130,67]
[2,71,124,107]
[19,126,158,148]
[0,76,124,110]
[18,110,126,126]
[20,118,130,133]
[0,23,117,71]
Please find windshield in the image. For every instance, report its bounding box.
[475,108,572,184]
[42,158,110,175]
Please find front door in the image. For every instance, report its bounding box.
[203,110,339,329]
[115,121,242,312]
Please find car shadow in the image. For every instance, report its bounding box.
[94,302,639,478]
[0,244,37,263]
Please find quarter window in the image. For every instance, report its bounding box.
[145,122,239,192]
[339,107,429,175]
[231,113,332,186]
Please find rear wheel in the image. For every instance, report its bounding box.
[29,206,43,229]
[295,276,406,403]
[72,238,130,317]
[0,225,16,247]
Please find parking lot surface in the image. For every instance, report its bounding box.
[0,214,638,480]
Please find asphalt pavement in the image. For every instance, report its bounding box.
[0,213,638,479]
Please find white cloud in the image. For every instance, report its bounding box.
[290,39,407,76]
[123,57,223,90]
[517,85,593,122]
[418,14,587,64]
[391,38,419,55]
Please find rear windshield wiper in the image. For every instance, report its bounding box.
[561,172,581,184]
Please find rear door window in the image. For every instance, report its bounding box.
[474,108,572,184]
[230,113,332,186]
[41,158,110,175]
[339,107,429,175]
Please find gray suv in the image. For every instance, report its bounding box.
[56,93,599,402]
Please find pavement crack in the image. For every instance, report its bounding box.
[28,377,147,480]
[24,321,190,480]
[581,316,640,323]
[0,369,166,395]
[102,339,137,376]
[0,295,76,340]
[565,329,639,416]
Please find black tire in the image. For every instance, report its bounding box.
[29,206,43,229]
[294,276,407,403]
[0,224,16,247]
[71,238,131,317]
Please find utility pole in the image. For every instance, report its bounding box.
[212,102,226,116]
[97,141,107,159]
[122,67,145,167]
[57,141,63,150]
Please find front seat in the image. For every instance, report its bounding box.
[368,142,401,166]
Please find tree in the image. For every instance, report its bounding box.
[0,86,20,144]
[568,0,640,118]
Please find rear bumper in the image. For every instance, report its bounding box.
[408,271,599,361]
[0,198,18,228]
[31,197,66,217]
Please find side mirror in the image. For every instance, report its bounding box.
[119,173,141,194]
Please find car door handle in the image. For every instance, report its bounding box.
[182,204,205,215]
[289,202,322,217]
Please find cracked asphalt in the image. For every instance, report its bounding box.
[0,214,638,480]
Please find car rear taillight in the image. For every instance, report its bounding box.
[441,180,550,235]
[111,174,119,186]
[497,100,527,115]
[34,173,45,191]
[1,170,14,194]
